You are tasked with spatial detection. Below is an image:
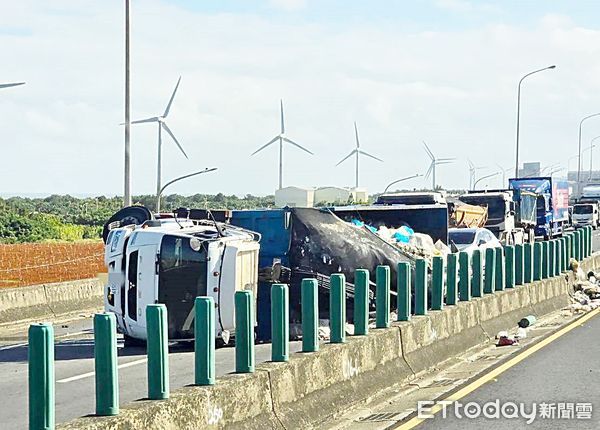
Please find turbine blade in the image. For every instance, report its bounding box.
[422,141,435,160]
[354,121,360,148]
[438,157,456,161]
[424,162,434,179]
[358,150,383,162]
[251,136,279,156]
[0,82,25,89]
[130,116,159,125]
[280,99,285,134]
[283,137,313,155]
[436,161,454,165]
[162,122,188,159]
[163,76,182,118]
[336,150,356,166]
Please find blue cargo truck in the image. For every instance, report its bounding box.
[508,177,570,239]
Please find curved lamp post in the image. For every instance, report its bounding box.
[577,113,600,183]
[473,171,501,189]
[588,136,600,180]
[383,174,423,193]
[157,167,217,212]
[514,65,556,178]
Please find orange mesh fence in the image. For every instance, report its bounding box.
[0,242,106,288]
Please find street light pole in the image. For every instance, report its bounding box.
[157,167,217,212]
[588,136,600,181]
[123,0,132,207]
[514,65,556,178]
[473,171,501,189]
[383,174,423,193]
[577,113,600,184]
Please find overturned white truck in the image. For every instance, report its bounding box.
[102,206,260,345]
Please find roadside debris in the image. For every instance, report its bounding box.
[563,259,600,314]
[495,331,518,347]
[518,315,536,328]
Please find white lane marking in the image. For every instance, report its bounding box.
[0,329,92,351]
[57,358,147,383]
[0,342,27,351]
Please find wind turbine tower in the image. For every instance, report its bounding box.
[423,141,454,190]
[336,122,383,188]
[468,159,486,189]
[251,100,313,190]
[130,76,188,209]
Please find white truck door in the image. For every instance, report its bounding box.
[124,244,158,340]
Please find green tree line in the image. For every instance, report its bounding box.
[0,193,275,244]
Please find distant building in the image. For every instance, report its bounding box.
[314,187,352,206]
[275,186,315,207]
[518,162,541,178]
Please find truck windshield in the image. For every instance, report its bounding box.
[158,235,208,304]
[459,196,505,221]
[574,205,593,214]
[448,230,476,245]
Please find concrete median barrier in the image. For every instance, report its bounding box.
[0,277,103,326]
[59,254,600,430]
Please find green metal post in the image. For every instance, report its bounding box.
[533,242,542,281]
[505,245,515,289]
[431,256,444,310]
[523,242,533,283]
[515,244,524,285]
[495,247,505,291]
[471,249,482,297]
[556,239,563,274]
[587,226,592,256]
[541,241,549,279]
[397,262,411,321]
[415,258,427,315]
[235,291,255,373]
[484,248,495,294]
[354,269,369,334]
[459,251,470,301]
[301,279,319,352]
[565,234,572,267]
[195,297,215,385]
[146,304,169,399]
[94,313,119,416]
[446,254,458,305]
[330,273,346,343]
[376,266,391,328]
[549,240,556,277]
[271,284,289,362]
[28,323,54,430]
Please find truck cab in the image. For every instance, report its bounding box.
[572,202,599,229]
[104,215,260,344]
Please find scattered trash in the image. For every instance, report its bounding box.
[518,315,536,328]
[516,327,527,339]
[564,259,600,314]
[496,335,518,347]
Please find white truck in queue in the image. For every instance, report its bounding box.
[102,206,260,346]
[573,185,600,229]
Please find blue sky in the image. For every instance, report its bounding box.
[1,0,600,197]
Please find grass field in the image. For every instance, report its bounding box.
[0,242,106,288]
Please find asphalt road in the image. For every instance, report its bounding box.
[0,321,303,429]
[417,310,600,430]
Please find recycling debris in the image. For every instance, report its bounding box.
[518,315,536,328]
[563,258,600,314]
[350,218,449,263]
[495,330,518,347]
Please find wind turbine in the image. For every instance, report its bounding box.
[130,76,188,210]
[336,122,383,188]
[251,99,313,190]
[0,82,25,90]
[423,141,454,190]
[468,158,486,189]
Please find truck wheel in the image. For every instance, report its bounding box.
[123,334,146,348]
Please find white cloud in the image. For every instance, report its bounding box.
[1,3,599,196]
[269,0,307,11]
